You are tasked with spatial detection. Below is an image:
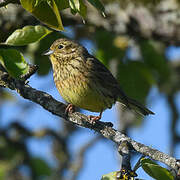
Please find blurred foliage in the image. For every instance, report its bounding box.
[95,30,126,66]
[117,61,154,103]
[28,31,66,75]
[0,0,180,179]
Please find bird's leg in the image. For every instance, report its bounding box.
[65,104,75,115]
[89,111,103,124]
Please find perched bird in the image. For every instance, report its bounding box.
[43,38,154,121]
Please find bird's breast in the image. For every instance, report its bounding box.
[51,57,115,112]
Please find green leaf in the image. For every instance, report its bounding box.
[20,0,64,31]
[69,0,87,18]
[48,0,64,29]
[101,171,118,180]
[5,25,52,46]
[34,0,46,7]
[55,0,69,10]
[140,40,170,85]
[29,157,51,176]
[79,0,87,18]
[0,49,29,79]
[117,61,154,103]
[141,158,174,180]
[87,0,105,15]
[69,0,79,13]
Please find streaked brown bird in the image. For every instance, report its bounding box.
[43,38,154,121]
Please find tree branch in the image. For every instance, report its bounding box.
[0,0,20,8]
[0,68,180,173]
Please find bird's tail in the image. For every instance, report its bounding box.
[119,97,154,116]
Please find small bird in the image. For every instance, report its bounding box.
[43,38,154,122]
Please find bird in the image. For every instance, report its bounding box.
[43,38,154,122]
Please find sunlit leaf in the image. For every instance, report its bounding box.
[69,0,87,17]
[0,49,29,79]
[141,158,174,180]
[48,0,64,29]
[20,0,64,31]
[101,171,118,180]
[5,25,52,46]
[69,0,79,14]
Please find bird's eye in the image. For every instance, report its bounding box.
[58,45,64,49]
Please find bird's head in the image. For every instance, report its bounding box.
[43,38,86,59]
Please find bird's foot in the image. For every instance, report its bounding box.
[65,104,75,115]
[88,112,102,125]
[88,115,101,124]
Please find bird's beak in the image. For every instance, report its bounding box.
[42,48,54,56]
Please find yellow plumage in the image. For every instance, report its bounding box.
[50,55,114,112]
[43,38,154,119]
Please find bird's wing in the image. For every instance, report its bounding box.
[79,53,154,115]
[85,56,128,103]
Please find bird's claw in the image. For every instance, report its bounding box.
[88,115,101,125]
[65,104,75,115]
